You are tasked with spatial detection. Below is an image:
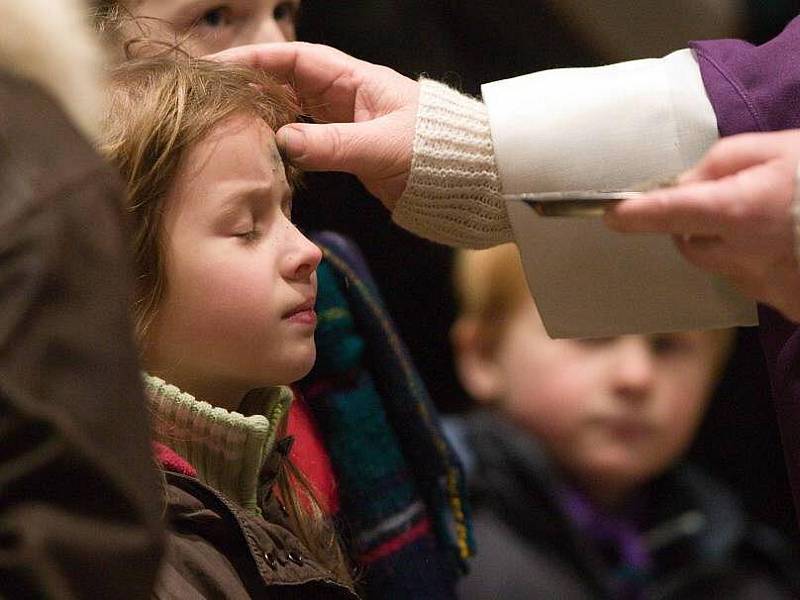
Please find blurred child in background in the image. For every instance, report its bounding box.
[447,243,799,599]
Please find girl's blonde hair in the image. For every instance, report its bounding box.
[100,57,351,585]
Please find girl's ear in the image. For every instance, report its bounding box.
[451,318,506,405]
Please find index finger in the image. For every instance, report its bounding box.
[603,179,737,236]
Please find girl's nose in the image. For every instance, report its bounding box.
[286,227,322,281]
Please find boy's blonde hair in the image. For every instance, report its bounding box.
[100,57,351,585]
[453,244,532,347]
[454,243,734,371]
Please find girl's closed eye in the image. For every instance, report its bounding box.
[232,220,262,242]
[230,214,262,242]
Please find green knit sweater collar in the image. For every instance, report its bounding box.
[144,374,293,512]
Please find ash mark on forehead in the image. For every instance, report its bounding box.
[269,141,285,173]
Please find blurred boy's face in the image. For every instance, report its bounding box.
[121,0,300,55]
[144,115,321,411]
[457,297,730,506]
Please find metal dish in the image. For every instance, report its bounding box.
[505,190,644,217]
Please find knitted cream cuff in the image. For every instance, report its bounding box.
[392,78,513,249]
[145,374,293,512]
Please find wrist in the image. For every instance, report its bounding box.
[392,79,512,248]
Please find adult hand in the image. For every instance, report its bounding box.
[212,42,419,210]
[605,129,800,323]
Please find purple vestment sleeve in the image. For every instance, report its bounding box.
[690,18,800,136]
[691,16,800,520]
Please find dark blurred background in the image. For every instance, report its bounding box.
[294,0,800,538]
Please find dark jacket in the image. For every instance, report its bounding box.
[0,72,164,598]
[155,446,359,599]
[446,412,800,600]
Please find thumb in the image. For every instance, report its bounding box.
[277,121,374,174]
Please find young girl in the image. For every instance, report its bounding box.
[95,4,473,598]
[101,56,357,598]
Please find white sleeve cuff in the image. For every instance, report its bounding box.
[481,48,719,194]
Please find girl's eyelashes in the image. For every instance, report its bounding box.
[234,228,262,243]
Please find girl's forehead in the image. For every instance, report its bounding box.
[190,117,280,173]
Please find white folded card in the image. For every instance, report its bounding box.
[505,192,758,339]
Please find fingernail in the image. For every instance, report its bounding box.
[279,125,305,161]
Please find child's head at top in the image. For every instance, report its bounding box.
[93,0,300,56]
[101,57,321,411]
[452,244,734,509]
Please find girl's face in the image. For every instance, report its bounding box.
[144,115,321,410]
[121,0,300,55]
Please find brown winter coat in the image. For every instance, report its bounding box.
[0,69,165,598]
[156,458,359,600]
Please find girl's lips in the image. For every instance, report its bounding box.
[286,308,317,326]
[284,297,317,326]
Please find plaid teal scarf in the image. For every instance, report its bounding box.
[299,232,473,599]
